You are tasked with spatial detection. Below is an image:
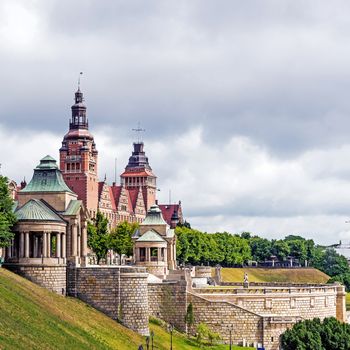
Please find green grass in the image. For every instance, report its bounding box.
[0,268,251,350]
[218,267,330,284]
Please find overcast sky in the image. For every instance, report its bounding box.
[2,0,350,244]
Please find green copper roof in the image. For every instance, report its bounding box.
[15,199,65,222]
[21,156,74,194]
[136,230,166,242]
[141,205,167,226]
[63,200,82,216]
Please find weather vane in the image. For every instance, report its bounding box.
[132,122,145,143]
[78,72,83,90]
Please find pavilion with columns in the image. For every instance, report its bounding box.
[5,156,88,268]
[132,204,176,278]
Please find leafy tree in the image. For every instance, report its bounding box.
[281,317,350,350]
[195,322,221,346]
[0,176,16,247]
[184,303,194,335]
[87,211,109,264]
[249,237,272,262]
[271,240,290,261]
[109,221,137,261]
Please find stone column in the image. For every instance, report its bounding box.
[24,232,30,258]
[71,220,78,256]
[43,232,47,258]
[19,232,24,258]
[81,222,88,258]
[56,232,61,258]
[146,247,150,262]
[6,243,11,259]
[47,232,51,258]
[34,236,38,258]
[61,233,66,259]
[157,247,161,262]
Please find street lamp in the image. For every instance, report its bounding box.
[167,324,174,350]
[146,336,150,350]
[229,325,233,350]
[150,330,154,350]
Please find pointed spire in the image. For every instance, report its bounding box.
[70,75,88,130]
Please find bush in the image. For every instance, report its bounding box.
[281,317,350,350]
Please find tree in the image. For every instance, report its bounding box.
[185,302,194,335]
[0,176,16,247]
[109,221,137,262]
[87,211,109,264]
[281,317,350,350]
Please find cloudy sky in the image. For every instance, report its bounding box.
[2,0,350,244]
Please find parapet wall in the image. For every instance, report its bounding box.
[194,284,340,320]
[188,292,263,345]
[148,280,187,332]
[5,264,66,295]
[67,266,149,335]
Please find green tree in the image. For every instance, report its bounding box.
[271,240,290,261]
[0,176,16,247]
[249,237,272,262]
[184,302,194,336]
[109,221,137,262]
[87,211,109,264]
[281,317,350,350]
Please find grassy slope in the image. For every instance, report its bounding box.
[219,267,330,283]
[0,268,251,350]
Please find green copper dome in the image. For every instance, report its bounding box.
[16,199,65,222]
[21,156,74,194]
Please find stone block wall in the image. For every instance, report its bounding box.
[148,281,187,331]
[5,264,66,295]
[194,285,339,320]
[67,266,149,335]
[188,292,263,345]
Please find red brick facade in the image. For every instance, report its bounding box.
[59,88,183,227]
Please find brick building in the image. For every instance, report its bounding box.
[59,88,183,227]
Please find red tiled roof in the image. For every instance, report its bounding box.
[158,204,180,225]
[108,186,117,211]
[98,182,104,199]
[128,188,140,210]
[63,129,94,140]
[120,169,155,177]
[110,185,122,208]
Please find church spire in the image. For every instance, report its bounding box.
[70,83,88,130]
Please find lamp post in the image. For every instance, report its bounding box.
[146,336,150,350]
[150,330,154,350]
[229,325,233,350]
[167,324,174,350]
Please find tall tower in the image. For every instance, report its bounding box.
[59,88,99,217]
[120,142,157,210]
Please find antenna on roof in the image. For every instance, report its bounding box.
[78,72,83,90]
[114,158,117,185]
[132,122,145,143]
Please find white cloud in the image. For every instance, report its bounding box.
[2,123,350,245]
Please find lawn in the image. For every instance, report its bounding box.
[0,268,252,350]
[218,267,330,284]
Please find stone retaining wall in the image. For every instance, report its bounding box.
[5,264,66,295]
[148,281,187,332]
[188,292,264,345]
[67,266,149,335]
